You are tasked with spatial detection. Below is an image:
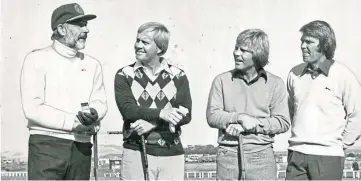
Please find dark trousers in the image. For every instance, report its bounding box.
[28,134,93,180]
[285,150,344,180]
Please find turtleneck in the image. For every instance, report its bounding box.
[52,40,78,58]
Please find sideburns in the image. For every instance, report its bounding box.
[316,43,323,53]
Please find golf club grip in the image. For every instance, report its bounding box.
[93,134,98,181]
[107,131,123,134]
[141,135,149,180]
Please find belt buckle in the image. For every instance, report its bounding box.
[157,139,166,146]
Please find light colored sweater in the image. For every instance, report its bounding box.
[206,69,290,153]
[20,40,108,142]
[287,60,361,156]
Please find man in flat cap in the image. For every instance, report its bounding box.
[20,3,107,180]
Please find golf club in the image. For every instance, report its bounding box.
[93,134,98,181]
[239,134,246,180]
[107,131,123,134]
[140,135,150,181]
[107,129,149,180]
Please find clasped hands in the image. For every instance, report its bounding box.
[226,114,264,137]
[130,106,189,136]
[72,108,99,135]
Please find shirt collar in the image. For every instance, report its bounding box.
[52,40,80,59]
[301,59,335,77]
[232,68,268,84]
[133,57,173,75]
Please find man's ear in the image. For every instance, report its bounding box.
[57,24,67,36]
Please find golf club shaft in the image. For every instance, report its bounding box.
[141,135,149,181]
[239,134,246,180]
[93,134,98,181]
[107,131,123,134]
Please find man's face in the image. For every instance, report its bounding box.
[63,20,89,50]
[233,44,255,71]
[134,31,160,64]
[300,35,324,64]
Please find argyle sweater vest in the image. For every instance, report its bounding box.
[114,62,192,156]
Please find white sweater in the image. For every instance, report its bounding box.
[287,61,361,156]
[20,40,108,142]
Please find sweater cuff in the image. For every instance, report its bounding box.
[231,113,239,124]
[226,113,239,129]
[63,114,76,131]
[155,109,162,119]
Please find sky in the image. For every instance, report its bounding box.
[1,0,361,155]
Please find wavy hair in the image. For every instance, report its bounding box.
[300,20,336,59]
[138,22,170,56]
[236,29,269,69]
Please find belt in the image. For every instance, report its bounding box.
[126,137,180,147]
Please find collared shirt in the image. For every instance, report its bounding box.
[206,69,290,153]
[301,59,335,79]
[232,68,268,84]
[133,58,173,81]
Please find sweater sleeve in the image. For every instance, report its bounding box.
[20,52,76,131]
[89,62,108,122]
[114,70,161,122]
[173,73,192,126]
[206,75,238,130]
[256,78,291,135]
[342,71,361,149]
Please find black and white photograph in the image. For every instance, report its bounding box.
[1,0,361,180]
